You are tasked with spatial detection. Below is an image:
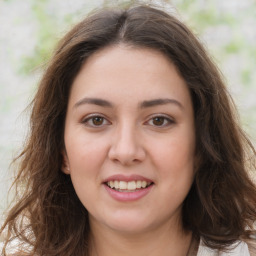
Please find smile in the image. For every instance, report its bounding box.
[103,175,154,201]
[106,180,153,192]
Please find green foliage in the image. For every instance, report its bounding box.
[20,0,58,74]
[16,0,256,141]
[225,41,241,54]
[241,69,251,85]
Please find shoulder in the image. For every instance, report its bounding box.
[0,240,34,256]
[245,238,256,256]
[197,239,253,256]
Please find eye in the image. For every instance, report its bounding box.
[146,115,174,127]
[82,115,110,127]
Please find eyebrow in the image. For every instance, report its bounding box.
[139,98,183,109]
[73,97,183,110]
[74,97,114,109]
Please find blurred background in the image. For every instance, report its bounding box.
[0,0,256,219]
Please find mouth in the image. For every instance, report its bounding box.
[105,180,153,192]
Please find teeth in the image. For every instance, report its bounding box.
[119,181,127,190]
[114,180,119,189]
[141,181,147,188]
[127,181,136,190]
[136,180,142,188]
[106,180,151,191]
[109,181,114,188]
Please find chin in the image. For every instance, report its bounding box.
[103,214,157,235]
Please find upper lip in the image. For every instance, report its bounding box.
[103,174,153,183]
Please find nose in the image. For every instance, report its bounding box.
[108,124,146,166]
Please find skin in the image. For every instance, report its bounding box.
[62,44,196,256]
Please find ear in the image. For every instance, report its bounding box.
[61,151,71,174]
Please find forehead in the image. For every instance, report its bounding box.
[69,45,191,109]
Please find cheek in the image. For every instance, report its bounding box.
[65,138,108,206]
[150,132,196,193]
[153,136,195,168]
[65,132,109,170]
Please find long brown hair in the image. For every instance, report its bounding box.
[1,3,256,255]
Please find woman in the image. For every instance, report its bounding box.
[1,2,256,256]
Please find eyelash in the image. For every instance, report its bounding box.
[145,115,175,127]
[81,114,175,128]
[81,114,111,127]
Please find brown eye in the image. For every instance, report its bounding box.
[82,115,110,127]
[146,115,174,127]
[92,116,104,126]
[152,117,165,126]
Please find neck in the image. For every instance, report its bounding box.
[89,219,192,256]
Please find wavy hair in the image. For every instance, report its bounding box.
[1,3,256,255]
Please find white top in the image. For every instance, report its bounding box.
[0,239,252,255]
[197,239,251,256]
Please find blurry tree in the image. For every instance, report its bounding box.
[14,0,256,142]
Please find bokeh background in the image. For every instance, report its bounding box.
[1,0,256,221]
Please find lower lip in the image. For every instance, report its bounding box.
[104,184,153,202]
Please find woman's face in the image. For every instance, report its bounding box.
[63,45,196,234]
